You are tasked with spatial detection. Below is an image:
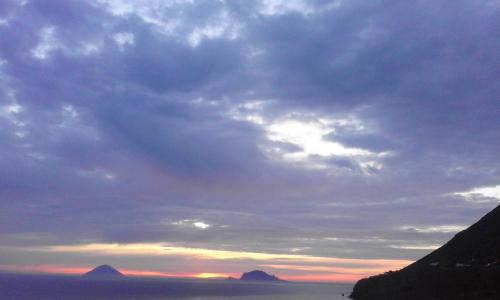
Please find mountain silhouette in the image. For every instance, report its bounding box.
[350,204,500,299]
[83,265,124,277]
[239,270,282,282]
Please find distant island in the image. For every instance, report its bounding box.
[239,270,283,282]
[350,204,500,300]
[81,266,284,283]
[84,265,124,277]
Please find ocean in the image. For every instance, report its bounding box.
[0,273,353,300]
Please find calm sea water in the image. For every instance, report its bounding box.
[0,274,353,300]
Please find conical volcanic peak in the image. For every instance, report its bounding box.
[84,265,124,277]
[240,270,282,282]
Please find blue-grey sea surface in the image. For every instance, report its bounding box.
[0,273,353,300]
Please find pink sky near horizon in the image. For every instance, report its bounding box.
[0,242,413,283]
[0,262,405,283]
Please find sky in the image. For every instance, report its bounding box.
[0,0,499,283]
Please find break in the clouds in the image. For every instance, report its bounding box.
[0,0,499,282]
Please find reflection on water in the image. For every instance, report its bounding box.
[0,273,353,300]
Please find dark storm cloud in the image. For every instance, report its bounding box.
[0,0,499,273]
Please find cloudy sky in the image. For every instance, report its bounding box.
[0,0,499,282]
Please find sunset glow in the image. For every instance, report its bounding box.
[194,273,231,279]
[0,242,413,282]
[42,243,412,269]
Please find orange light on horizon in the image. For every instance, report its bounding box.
[40,243,413,268]
[194,272,230,279]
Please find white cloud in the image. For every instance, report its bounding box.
[454,185,500,203]
[1,101,28,137]
[187,10,240,47]
[188,25,225,47]
[399,225,467,233]
[227,103,387,171]
[258,0,315,16]
[96,0,241,44]
[172,219,212,230]
[258,0,343,16]
[94,0,134,16]
[31,27,59,60]
[266,118,370,158]
[388,244,441,250]
[31,26,102,59]
[62,105,79,120]
[227,100,267,125]
[192,221,211,229]
[3,103,21,115]
[113,32,135,50]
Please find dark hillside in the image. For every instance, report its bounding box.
[351,205,500,300]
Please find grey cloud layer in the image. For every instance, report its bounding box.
[1,0,499,266]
